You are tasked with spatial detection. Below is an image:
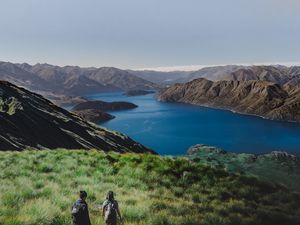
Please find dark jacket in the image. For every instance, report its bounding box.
[72,199,92,225]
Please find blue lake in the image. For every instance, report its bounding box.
[86,92,300,155]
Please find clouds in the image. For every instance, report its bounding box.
[138,61,300,72]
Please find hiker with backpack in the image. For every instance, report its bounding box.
[72,190,92,225]
[102,191,122,225]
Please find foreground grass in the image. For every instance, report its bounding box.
[0,150,299,225]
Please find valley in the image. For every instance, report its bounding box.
[2,2,300,225]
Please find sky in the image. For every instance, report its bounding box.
[1,0,300,70]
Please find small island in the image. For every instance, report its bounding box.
[72,109,115,123]
[71,100,138,123]
[72,100,138,111]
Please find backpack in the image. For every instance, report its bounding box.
[104,200,117,221]
[72,202,82,222]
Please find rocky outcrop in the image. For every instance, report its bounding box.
[158,78,300,122]
[187,144,226,155]
[270,151,299,162]
[0,81,155,153]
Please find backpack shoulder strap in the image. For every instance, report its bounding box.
[113,200,118,209]
[103,200,109,208]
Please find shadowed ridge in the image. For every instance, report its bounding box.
[0,81,155,154]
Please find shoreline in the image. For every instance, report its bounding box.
[157,97,300,124]
[66,92,300,155]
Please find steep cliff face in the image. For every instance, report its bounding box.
[158,78,300,122]
[0,81,155,153]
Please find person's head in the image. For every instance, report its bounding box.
[79,190,87,200]
[106,191,114,201]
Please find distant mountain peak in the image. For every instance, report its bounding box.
[0,61,159,97]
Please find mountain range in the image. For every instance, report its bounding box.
[2,61,300,92]
[132,65,300,85]
[174,65,300,84]
[2,61,300,122]
[0,61,158,97]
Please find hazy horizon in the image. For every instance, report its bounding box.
[1,0,300,69]
[2,59,300,72]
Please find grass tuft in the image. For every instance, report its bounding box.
[0,149,299,225]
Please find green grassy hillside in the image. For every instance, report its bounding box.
[187,145,300,191]
[0,150,299,225]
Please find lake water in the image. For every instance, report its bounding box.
[85,92,300,155]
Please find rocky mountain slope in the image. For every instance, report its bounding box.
[158,78,300,122]
[218,66,300,84]
[25,64,158,94]
[176,65,244,83]
[86,67,159,90]
[0,81,154,153]
[0,62,50,91]
[130,65,300,85]
[0,62,158,96]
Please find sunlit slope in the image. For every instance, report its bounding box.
[0,150,299,225]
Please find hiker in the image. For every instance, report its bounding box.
[72,190,92,225]
[102,191,122,225]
